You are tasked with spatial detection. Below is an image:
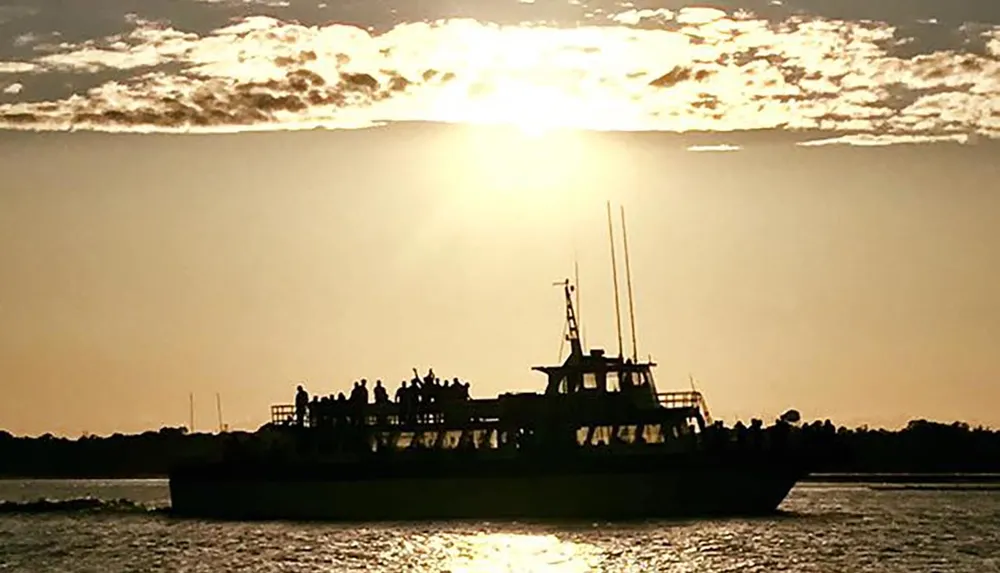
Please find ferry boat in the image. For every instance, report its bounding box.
[168,208,811,521]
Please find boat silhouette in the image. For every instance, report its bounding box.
[168,205,811,520]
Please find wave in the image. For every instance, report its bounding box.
[0,497,168,515]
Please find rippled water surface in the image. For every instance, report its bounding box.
[1,480,998,572]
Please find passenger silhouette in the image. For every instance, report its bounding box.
[308,396,319,428]
[295,385,309,426]
[335,392,347,426]
[374,380,389,404]
[360,379,370,404]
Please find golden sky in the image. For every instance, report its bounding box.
[1,0,999,435]
[1,126,998,436]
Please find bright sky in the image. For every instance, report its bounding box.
[1,126,998,436]
[1,0,999,435]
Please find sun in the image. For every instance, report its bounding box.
[494,83,569,137]
[441,79,581,136]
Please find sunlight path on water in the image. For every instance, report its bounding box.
[400,532,605,573]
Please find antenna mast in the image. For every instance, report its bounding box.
[216,393,224,433]
[188,392,195,434]
[606,201,624,358]
[554,278,583,360]
[620,205,638,362]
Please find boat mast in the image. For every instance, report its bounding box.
[560,279,583,359]
[606,201,624,359]
[620,205,638,363]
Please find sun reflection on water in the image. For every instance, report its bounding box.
[418,532,605,573]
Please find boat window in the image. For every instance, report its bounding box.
[470,429,484,448]
[486,428,498,449]
[606,372,621,393]
[413,431,438,448]
[687,418,702,434]
[396,431,414,449]
[582,373,597,390]
[591,426,612,445]
[616,425,637,443]
[443,430,462,449]
[642,424,664,444]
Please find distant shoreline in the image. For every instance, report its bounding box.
[2,473,1000,483]
[803,473,1000,484]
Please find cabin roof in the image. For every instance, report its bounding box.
[532,352,656,375]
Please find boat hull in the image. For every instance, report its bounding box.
[169,454,803,521]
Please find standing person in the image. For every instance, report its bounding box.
[295,385,309,426]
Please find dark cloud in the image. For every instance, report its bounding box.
[649,67,692,88]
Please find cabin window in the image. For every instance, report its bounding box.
[616,425,637,443]
[642,424,664,444]
[396,432,414,449]
[487,429,498,449]
[687,418,702,434]
[582,373,598,390]
[410,431,438,448]
[591,426,612,445]
[606,373,621,392]
[443,430,462,449]
[471,429,486,448]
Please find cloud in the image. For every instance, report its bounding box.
[797,133,974,146]
[2,82,22,94]
[611,9,675,27]
[0,61,35,73]
[687,144,742,151]
[0,3,997,143]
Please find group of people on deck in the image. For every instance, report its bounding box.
[293,369,472,428]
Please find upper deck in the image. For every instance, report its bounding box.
[269,280,711,446]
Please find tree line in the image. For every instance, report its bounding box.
[0,419,997,478]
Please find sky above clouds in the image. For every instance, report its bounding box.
[1,0,999,141]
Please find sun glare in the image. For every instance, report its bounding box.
[437,80,581,137]
[429,532,603,573]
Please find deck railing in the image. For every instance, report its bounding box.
[271,392,709,428]
[271,404,296,425]
[655,391,703,410]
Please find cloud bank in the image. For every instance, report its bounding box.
[0,0,998,142]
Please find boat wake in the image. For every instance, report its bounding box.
[0,497,168,515]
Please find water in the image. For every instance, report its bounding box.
[0,480,998,572]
